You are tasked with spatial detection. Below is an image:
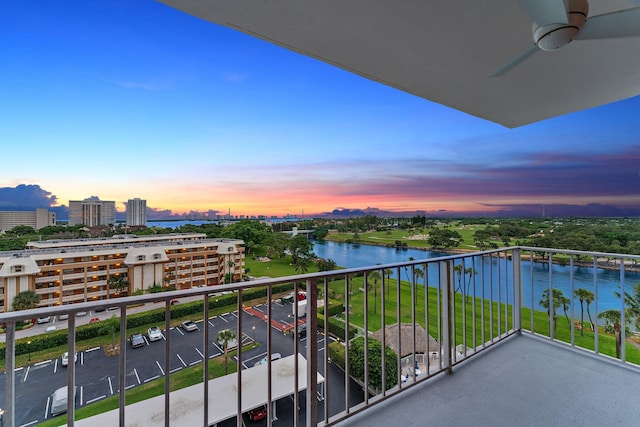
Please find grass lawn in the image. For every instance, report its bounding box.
[36,345,251,427]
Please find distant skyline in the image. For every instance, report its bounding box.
[2,1,639,218]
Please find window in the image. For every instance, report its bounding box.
[153,253,161,260]
[11,265,23,273]
[137,255,146,261]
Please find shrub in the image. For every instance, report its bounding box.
[348,337,398,391]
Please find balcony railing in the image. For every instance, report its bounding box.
[1,247,639,426]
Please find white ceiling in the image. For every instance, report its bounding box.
[158,0,640,128]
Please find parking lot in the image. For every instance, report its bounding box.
[2,298,364,426]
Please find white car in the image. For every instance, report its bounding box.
[147,326,164,342]
[180,320,198,332]
[61,352,77,367]
[37,316,51,324]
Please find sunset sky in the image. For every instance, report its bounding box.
[2,1,639,218]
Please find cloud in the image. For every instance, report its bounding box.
[0,184,59,210]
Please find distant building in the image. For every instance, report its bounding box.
[0,208,56,232]
[0,233,244,311]
[126,198,147,226]
[68,198,116,226]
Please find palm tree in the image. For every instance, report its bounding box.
[217,329,237,374]
[585,291,595,330]
[226,259,235,283]
[383,269,393,301]
[598,309,630,359]
[12,290,41,311]
[295,259,310,274]
[615,282,640,330]
[107,274,128,295]
[540,288,568,338]
[574,288,594,336]
[367,271,382,314]
[413,266,424,283]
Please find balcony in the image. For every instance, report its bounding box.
[1,247,639,426]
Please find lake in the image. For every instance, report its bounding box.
[312,240,640,312]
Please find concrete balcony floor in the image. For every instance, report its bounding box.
[338,334,640,427]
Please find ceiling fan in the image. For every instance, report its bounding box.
[490,0,640,77]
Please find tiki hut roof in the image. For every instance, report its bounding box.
[370,323,439,357]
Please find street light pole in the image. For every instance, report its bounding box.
[27,340,31,362]
[252,326,256,341]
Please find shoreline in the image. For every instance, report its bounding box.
[322,237,640,273]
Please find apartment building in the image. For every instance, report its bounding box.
[68,198,116,226]
[0,233,244,312]
[126,198,147,226]
[0,208,56,232]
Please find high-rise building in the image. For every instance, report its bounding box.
[68,198,116,226]
[126,198,147,226]
[0,208,56,231]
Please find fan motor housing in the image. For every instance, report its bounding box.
[532,0,588,51]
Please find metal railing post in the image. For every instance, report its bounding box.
[4,321,15,427]
[512,249,522,333]
[441,260,453,373]
[306,278,318,427]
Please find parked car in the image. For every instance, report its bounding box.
[297,292,307,301]
[297,323,307,338]
[170,299,179,306]
[76,311,87,317]
[89,317,100,323]
[180,320,198,332]
[50,386,76,417]
[147,326,163,342]
[45,325,57,333]
[253,353,282,367]
[248,405,268,421]
[61,351,77,367]
[37,316,51,324]
[58,314,69,321]
[130,333,145,348]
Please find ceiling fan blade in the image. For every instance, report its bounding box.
[576,7,640,40]
[489,45,540,78]
[518,0,568,25]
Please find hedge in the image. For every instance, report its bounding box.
[317,314,357,341]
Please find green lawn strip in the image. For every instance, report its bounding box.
[36,345,251,427]
[327,274,640,364]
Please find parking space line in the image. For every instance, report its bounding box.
[189,360,201,366]
[14,367,23,372]
[80,385,84,405]
[175,327,185,336]
[177,354,187,367]
[53,359,58,374]
[220,314,229,323]
[86,346,100,353]
[86,395,106,404]
[195,348,204,359]
[44,396,51,419]
[209,352,221,359]
[144,375,160,383]
[169,367,183,373]
[134,368,141,384]
[21,420,40,427]
[208,320,215,327]
[35,360,51,367]
[156,360,165,376]
[212,342,223,353]
[125,384,135,390]
[231,311,238,318]
[23,366,30,382]
[108,377,114,394]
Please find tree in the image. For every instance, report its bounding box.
[12,290,40,311]
[574,288,594,335]
[348,337,397,391]
[288,235,315,266]
[217,329,237,375]
[98,316,120,350]
[107,274,128,295]
[539,288,569,338]
[295,259,310,274]
[383,269,393,301]
[598,309,630,359]
[615,282,640,330]
[367,271,382,314]
[317,258,337,272]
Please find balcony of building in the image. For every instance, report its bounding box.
[0,247,639,426]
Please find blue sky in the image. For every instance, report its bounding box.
[1,1,639,217]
